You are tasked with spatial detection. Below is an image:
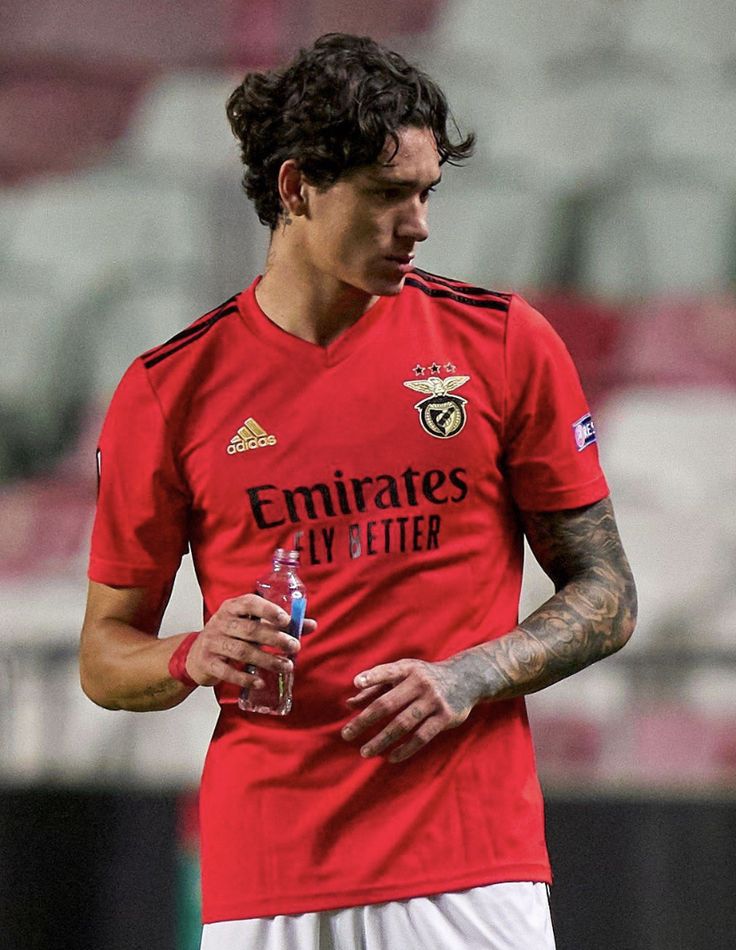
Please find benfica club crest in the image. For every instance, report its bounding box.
[403,373,471,439]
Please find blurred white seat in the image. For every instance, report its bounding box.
[8,168,208,289]
[0,277,98,481]
[123,72,238,177]
[432,0,620,75]
[625,0,736,74]
[597,386,736,649]
[8,175,141,289]
[488,75,662,192]
[0,190,25,256]
[599,386,736,510]
[648,86,736,188]
[3,164,217,411]
[426,0,633,181]
[518,541,554,622]
[128,687,218,786]
[38,656,216,785]
[0,286,64,407]
[427,6,734,298]
[419,177,553,288]
[527,660,631,721]
[425,155,732,298]
[703,589,736,653]
[574,177,732,297]
[612,499,731,649]
[159,553,205,636]
[685,667,736,716]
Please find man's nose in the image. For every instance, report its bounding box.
[397,198,430,243]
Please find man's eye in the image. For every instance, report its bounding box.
[421,186,437,203]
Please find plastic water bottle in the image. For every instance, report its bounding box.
[238,548,307,716]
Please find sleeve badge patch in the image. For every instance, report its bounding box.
[572,413,597,452]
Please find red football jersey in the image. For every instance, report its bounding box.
[89,270,608,922]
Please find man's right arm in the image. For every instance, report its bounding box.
[80,581,303,712]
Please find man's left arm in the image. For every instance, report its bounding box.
[341,496,637,762]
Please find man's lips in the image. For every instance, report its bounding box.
[385,255,415,273]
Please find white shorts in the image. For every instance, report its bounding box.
[200,881,556,950]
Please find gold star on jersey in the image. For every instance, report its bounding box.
[403,368,470,439]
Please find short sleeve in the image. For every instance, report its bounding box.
[88,358,190,586]
[503,295,609,511]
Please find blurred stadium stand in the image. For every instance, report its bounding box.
[1,1,735,948]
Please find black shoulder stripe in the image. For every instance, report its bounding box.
[413,268,511,301]
[405,277,509,311]
[143,303,239,369]
[143,296,238,361]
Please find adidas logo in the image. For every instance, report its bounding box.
[227,417,278,454]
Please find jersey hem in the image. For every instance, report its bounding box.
[201,863,553,923]
[88,556,179,587]
[515,474,609,512]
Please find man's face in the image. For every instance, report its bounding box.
[299,125,441,297]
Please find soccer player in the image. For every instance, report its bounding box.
[80,33,637,949]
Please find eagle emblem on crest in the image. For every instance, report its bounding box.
[403,374,471,439]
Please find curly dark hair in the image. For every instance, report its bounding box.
[226,33,475,229]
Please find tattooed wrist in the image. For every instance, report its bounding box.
[440,651,492,711]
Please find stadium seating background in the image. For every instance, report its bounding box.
[1,2,735,948]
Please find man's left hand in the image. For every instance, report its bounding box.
[341,656,483,763]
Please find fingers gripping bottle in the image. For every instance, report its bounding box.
[238,548,307,716]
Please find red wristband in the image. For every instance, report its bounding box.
[168,632,199,689]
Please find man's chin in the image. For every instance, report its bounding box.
[370,276,407,297]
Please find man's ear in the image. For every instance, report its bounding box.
[277,160,309,218]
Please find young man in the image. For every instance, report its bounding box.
[81,33,637,949]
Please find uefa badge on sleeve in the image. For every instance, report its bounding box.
[572,413,597,452]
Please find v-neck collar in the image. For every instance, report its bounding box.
[237,276,394,367]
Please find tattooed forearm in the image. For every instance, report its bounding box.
[99,675,191,713]
[134,677,190,710]
[452,497,637,703]
[340,498,636,761]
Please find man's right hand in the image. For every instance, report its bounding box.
[186,594,309,690]
[81,582,315,711]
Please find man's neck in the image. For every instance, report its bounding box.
[255,245,379,348]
